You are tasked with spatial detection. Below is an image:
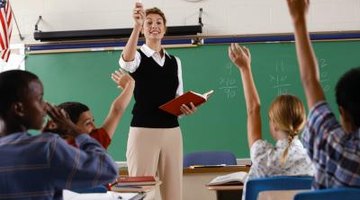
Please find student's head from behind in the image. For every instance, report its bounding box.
[143,7,167,41]
[336,66,360,133]
[268,94,306,140]
[0,70,46,133]
[268,94,306,165]
[58,102,95,134]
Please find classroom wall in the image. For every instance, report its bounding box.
[9,0,360,44]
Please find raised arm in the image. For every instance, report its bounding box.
[101,70,135,138]
[287,0,325,109]
[122,2,145,62]
[228,43,261,148]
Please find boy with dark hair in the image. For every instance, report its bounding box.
[57,101,112,149]
[0,70,118,199]
[287,0,360,188]
[45,70,134,149]
[58,102,90,126]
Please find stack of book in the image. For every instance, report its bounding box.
[110,176,158,193]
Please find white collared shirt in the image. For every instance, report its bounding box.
[241,137,314,200]
[248,137,314,179]
[119,44,183,96]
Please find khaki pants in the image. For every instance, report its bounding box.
[126,127,183,200]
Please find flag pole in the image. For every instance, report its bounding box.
[9,1,24,41]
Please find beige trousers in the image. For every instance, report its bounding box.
[126,127,183,200]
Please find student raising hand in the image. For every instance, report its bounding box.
[286,0,360,190]
[228,43,260,149]
[228,43,314,200]
[228,43,251,70]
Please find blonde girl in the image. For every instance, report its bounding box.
[228,43,314,199]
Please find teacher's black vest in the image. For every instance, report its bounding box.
[130,50,179,128]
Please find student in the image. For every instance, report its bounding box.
[0,70,117,200]
[48,70,134,149]
[228,43,314,199]
[287,0,360,188]
[119,3,196,200]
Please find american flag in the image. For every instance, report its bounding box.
[0,0,13,62]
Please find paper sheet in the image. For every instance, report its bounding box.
[63,190,140,200]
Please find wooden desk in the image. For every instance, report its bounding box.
[119,165,250,200]
[207,185,243,200]
[119,165,250,175]
[184,166,249,200]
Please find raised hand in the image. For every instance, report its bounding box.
[286,0,309,23]
[111,69,135,90]
[133,2,145,28]
[228,43,251,70]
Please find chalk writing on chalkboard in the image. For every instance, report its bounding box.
[319,58,330,92]
[269,61,291,95]
[218,63,238,99]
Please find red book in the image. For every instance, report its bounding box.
[116,176,157,186]
[159,90,214,116]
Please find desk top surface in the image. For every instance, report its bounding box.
[120,165,250,175]
[206,185,244,191]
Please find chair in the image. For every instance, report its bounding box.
[245,176,313,200]
[294,188,360,200]
[183,151,237,168]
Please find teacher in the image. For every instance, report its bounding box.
[119,2,196,200]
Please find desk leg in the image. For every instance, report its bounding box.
[216,190,243,200]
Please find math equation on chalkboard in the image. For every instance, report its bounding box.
[269,61,291,95]
[218,62,238,99]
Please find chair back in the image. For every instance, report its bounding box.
[245,176,313,200]
[183,151,237,168]
[294,188,360,200]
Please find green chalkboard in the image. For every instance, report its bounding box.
[26,40,360,161]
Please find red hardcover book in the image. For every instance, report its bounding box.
[116,176,157,186]
[159,90,214,116]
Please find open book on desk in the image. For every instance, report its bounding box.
[207,171,248,186]
[159,90,214,116]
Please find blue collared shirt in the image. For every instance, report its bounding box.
[0,132,118,200]
[302,101,360,189]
